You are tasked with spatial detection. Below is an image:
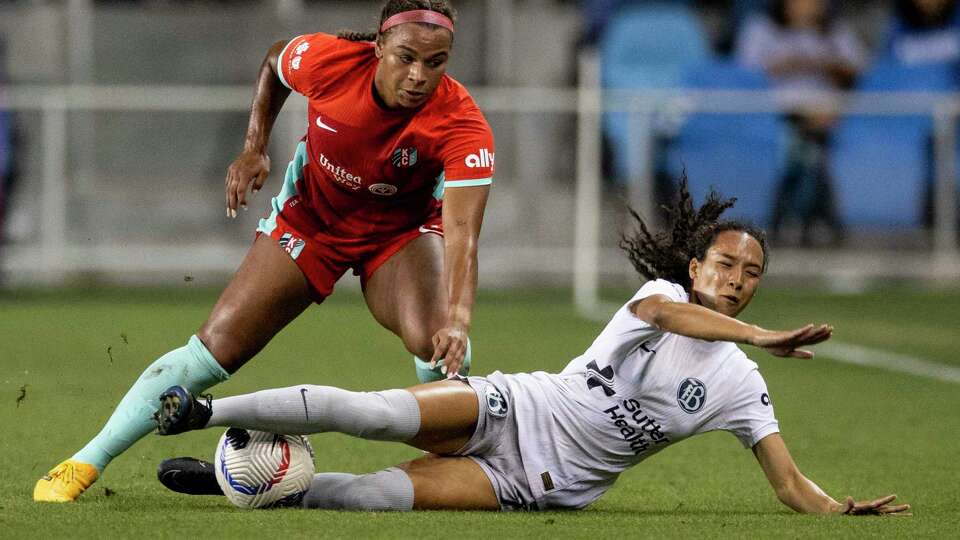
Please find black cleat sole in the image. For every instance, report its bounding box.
[157,457,223,496]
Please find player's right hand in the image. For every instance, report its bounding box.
[225,150,271,218]
[840,494,911,516]
[430,325,469,378]
[751,323,833,358]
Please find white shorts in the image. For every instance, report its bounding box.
[456,374,620,511]
[455,376,537,510]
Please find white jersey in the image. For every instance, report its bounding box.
[484,279,779,509]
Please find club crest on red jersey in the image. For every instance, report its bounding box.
[391,147,418,168]
[279,233,306,260]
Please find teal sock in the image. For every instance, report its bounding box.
[72,335,230,472]
[414,338,472,383]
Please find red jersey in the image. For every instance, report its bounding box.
[277,33,495,239]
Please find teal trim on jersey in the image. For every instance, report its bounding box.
[276,36,303,90]
[444,177,493,188]
[432,174,493,202]
[432,172,446,201]
[257,141,307,235]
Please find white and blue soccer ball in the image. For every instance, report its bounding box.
[214,428,315,509]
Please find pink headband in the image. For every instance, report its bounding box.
[380,10,454,34]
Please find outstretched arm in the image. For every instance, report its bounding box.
[224,39,292,217]
[631,294,832,358]
[752,433,910,515]
[431,185,490,377]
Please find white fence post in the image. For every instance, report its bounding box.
[40,90,68,280]
[626,98,655,225]
[574,50,601,315]
[932,101,960,278]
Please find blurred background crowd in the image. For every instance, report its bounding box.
[587,0,960,248]
[0,0,957,291]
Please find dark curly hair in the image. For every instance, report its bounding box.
[619,173,769,291]
[337,0,457,42]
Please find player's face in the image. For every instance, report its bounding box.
[374,24,452,109]
[688,230,765,318]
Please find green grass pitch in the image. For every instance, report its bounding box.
[2,285,958,538]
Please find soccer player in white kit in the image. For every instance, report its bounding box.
[154,181,910,516]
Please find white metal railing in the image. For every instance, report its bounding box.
[3,81,959,293]
[571,58,960,316]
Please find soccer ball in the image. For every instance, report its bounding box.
[214,428,315,509]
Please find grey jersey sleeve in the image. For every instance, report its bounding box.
[720,369,780,448]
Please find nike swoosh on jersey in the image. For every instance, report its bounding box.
[315,117,338,133]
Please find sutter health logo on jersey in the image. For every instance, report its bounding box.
[603,399,670,455]
[465,149,494,168]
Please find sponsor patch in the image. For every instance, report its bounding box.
[604,399,670,455]
[484,386,508,417]
[368,183,398,196]
[465,148,494,168]
[318,153,361,190]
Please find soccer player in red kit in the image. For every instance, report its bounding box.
[35,0,493,502]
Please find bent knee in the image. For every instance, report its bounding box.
[399,325,439,360]
[196,325,252,373]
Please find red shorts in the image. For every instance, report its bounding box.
[258,199,443,302]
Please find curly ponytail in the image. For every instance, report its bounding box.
[619,172,768,290]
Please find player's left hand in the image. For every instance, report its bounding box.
[754,323,833,358]
[840,494,912,516]
[430,326,469,378]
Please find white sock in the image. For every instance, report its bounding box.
[301,468,415,511]
[207,385,421,441]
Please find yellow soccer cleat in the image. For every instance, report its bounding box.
[33,459,99,502]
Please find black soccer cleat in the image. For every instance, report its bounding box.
[157,457,223,496]
[153,385,213,435]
